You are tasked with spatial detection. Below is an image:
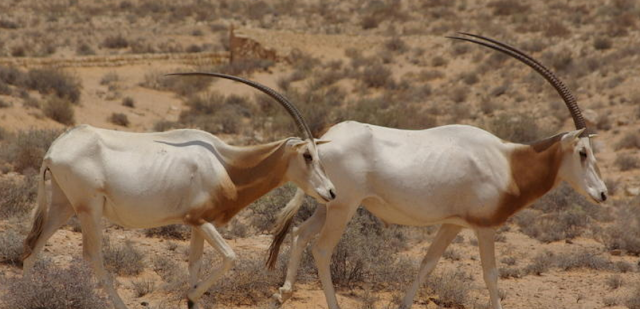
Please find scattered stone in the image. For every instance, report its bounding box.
[610,249,622,256]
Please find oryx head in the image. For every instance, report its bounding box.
[559,130,607,202]
[167,72,336,203]
[451,33,607,203]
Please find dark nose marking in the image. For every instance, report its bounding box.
[329,189,336,199]
[601,192,607,202]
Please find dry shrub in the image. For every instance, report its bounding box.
[606,275,623,289]
[102,34,129,49]
[594,37,613,50]
[524,250,555,275]
[153,120,180,132]
[145,225,190,240]
[0,128,62,174]
[604,197,640,255]
[249,184,297,233]
[43,96,75,125]
[360,63,394,88]
[515,184,605,243]
[499,267,522,279]
[0,176,37,219]
[485,111,549,143]
[100,72,119,86]
[330,209,412,290]
[627,284,640,309]
[556,251,612,271]
[615,133,640,150]
[0,260,108,309]
[614,261,634,273]
[142,71,211,96]
[26,68,81,104]
[202,255,281,306]
[103,239,145,276]
[384,36,407,53]
[489,0,529,15]
[108,113,129,127]
[426,269,472,307]
[341,95,436,130]
[615,154,638,171]
[214,58,274,76]
[0,229,24,266]
[122,97,135,108]
[179,92,247,135]
[132,278,155,297]
[544,20,570,37]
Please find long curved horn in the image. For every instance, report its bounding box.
[167,72,314,140]
[447,33,587,137]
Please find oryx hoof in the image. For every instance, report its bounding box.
[272,287,293,304]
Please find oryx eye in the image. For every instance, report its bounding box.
[579,150,587,160]
[303,153,313,162]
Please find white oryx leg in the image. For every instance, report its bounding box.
[476,228,503,309]
[273,204,327,303]
[312,202,358,309]
[76,198,128,309]
[22,190,74,277]
[400,224,462,309]
[186,222,236,309]
[187,227,204,309]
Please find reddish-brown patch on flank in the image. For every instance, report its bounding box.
[75,203,91,214]
[183,139,294,226]
[466,133,567,227]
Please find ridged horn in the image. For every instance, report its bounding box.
[166,72,314,140]
[447,33,587,137]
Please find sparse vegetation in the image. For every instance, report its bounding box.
[0,229,24,265]
[0,260,109,309]
[102,34,129,49]
[103,239,145,276]
[44,96,75,125]
[615,154,638,171]
[109,112,130,127]
[0,176,37,219]
[615,133,640,150]
[145,225,190,240]
[26,68,81,104]
[121,97,135,108]
[0,128,62,174]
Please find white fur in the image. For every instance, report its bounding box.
[22,124,335,309]
[273,121,607,309]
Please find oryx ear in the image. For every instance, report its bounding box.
[314,139,331,145]
[561,128,585,147]
[588,134,598,139]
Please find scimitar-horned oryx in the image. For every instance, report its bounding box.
[266,33,607,309]
[21,72,336,309]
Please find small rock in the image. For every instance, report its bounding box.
[610,249,623,256]
[140,301,148,306]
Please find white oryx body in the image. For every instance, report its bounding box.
[23,127,335,309]
[22,72,336,309]
[270,121,606,309]
[320,123,514,227]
